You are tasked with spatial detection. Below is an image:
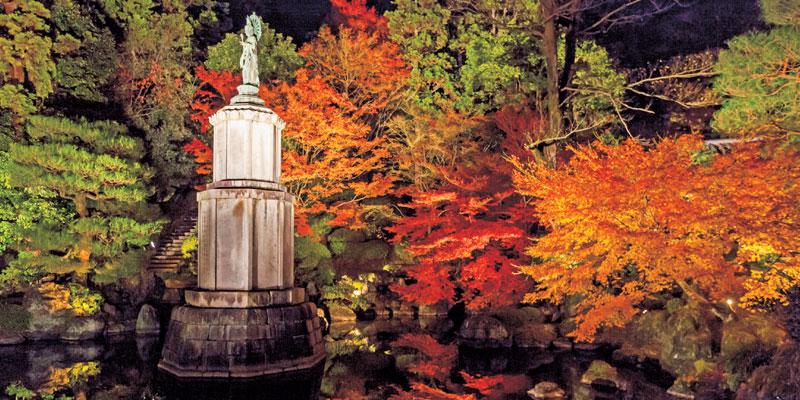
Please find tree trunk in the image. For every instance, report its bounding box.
[541,0,561,168]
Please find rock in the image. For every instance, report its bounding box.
[306,281,319,298]
[22,288,68,340]
[0,332,25,345]
[102,303,120,319]
[62,316,106,341]
[552,338,573,350]
[666,380,695,399]
[659,306,713,376]
[105,319,136,337]
[492,306,547,329]
[528,381,566,399]
[135,304,160,335]
[419,316,454,333]
[573,341,602,351]
[580,360,627,391]
[513,322,558,348]
[418,300,451,317]
[721,312,787,359]
[458,315,512,348]
[392,300,416,317]
[328,303,357,322]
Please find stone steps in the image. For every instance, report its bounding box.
[147,214,198,273]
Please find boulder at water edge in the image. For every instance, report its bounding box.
[135,304,160,335]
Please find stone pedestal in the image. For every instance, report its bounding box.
[158,290,325,379]
[159,99,326,379]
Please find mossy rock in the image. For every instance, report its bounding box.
[666,298,686,314]
[513,322,558,348]
[328,302,357,322]
[563,292,586,317]
[491,305,546,330]
[580,360,627,391]
[720,313,787,389]
[0,303,31,334]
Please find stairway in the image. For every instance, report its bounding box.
[147,213,198,273]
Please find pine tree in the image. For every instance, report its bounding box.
[712,0,800,138]
[6,116,163,283]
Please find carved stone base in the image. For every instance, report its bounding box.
[184,288,305,308]
[231,84,265,105]
[158,301,326,379]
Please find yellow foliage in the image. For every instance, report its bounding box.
[37,282,72,313]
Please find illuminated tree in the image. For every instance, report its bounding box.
[712,0,800,138]
[512,135,800,341]
[5,116,162,283]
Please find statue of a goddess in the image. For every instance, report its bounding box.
[239,13,261,86]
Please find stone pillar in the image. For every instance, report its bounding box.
[158,101,325,379]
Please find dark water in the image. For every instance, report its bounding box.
[0,318,679,400]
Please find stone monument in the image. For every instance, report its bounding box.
[158,13,326,379]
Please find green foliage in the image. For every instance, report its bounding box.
[713,23,800,137]
[205,17,302,83]
[51,0,118,102]
[181,233,198,259]
[0,253,45,292]
[5,116,163,282]
[322,274,376,311]
[5,382,35,400]
[0,304,32,334]
[295,235,334,287]
[387,0,456,110]
[67,283,102,316]
[760,0,800,26]
[0,152,73,254]
[107,0,202,200]
[181,232,198,274]
[0,0,55,99]
[387,0,545,114]
[563,39,626,126]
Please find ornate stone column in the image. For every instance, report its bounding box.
[158,76,325,379]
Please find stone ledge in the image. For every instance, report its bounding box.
[185,288,305,308]
[206,180,286,192]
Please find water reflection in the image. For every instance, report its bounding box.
[0,318,678,400]
[156,362,324,400]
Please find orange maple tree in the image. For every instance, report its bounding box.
[185,1,406,233]
[511,135,800,341]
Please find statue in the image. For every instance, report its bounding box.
[239,13,261,86]
[231,13,266,105]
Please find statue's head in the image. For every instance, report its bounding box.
[245,13,262,40]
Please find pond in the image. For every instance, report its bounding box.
[0,318,685,400]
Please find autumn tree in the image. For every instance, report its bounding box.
[108,0,216,200]
[5,116,163,284]
[511,135,800,341]
[388,112,536,309]
[189,0,404,235]
[712,0,800,139]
